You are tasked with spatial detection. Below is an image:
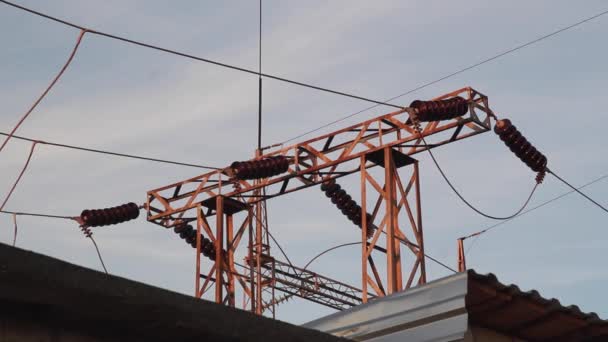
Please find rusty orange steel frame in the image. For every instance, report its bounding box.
[146,86,494,315]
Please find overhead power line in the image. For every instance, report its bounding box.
[89,235,109,274]
[423,136,539,220]
[547,169,608,214]
[303,241,458,274]
[0,132,220,170]
[0,30,85,153]
[0,210,74,220]
[462,172,608,255]
[11,213,17,246]
[0,209,108,274]
[1,142,38,212]
[0,0,403,110]
[279,7,608,145]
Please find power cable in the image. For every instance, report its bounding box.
[0,210,73,220]
[463,172,608,255]
[0,30,85,153]
[0,209,108,274]
[0,132,220,170]
[239,191,299,275]
[303,240,458,274]
[423,136,539,220]
[266,228,297,273]
[277,7,608,145]
[11,213,17,246]
[302,242,360,270]
[425,251,458,274]
[547,169,608,214]
[88,235,109,274]
[0,0,403,110]
[0,142,38,212]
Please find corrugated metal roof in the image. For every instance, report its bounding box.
[304,272,470,341]
[304,270,608,341]
[467,269,608,341]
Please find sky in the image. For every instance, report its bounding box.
[1,0,608,325]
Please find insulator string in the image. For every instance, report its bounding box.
[409,97,468,122]
[79,202,140,227]
[321,179,375,238]
[494,119,547,183]
[230,156,289,180]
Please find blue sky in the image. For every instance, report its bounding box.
[1,0,607,324]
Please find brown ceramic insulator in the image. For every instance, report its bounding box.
[409,96,468,122]
[230,156,289,180]
[321,180,375,239]
[174,224,188,234]
[80,202,140,227]
[494,119,547,174]
[173,223,218,261]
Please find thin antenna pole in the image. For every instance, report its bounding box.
[257,0,263,151]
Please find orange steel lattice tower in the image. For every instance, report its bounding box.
[145,86,494,314]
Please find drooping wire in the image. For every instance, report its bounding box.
[88,235,109,274]
[0,30,86,153]
[0,132,220,170]
[276,8,608,146]
[302,241,458,274]
[0,142,38,212]
[302,242,360,270]
[547,169,608,213]
[0,0,403,110]
[422,136,539,220]
[11,213,17,246]
[0,209,108,273]
[463,172,608,256]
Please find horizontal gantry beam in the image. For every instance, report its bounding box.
[146,87,493,228]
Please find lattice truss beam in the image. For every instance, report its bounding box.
[146,86,494,313]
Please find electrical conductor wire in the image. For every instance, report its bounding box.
[0,132,220,170]
[277,7,608,146]
[303,240,458,274]
[463,172,608,256]
[240,192,299,275]
[547,169,608,213]
[0,210,73,220]
[422,137,538,220]
[0,30,85,154]
[11,213,17,246]
[0,142,38,212]
[89,235,109,274]
[0,0,403,110]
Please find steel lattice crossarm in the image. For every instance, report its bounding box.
[241,258,371,311]
[146,86,493,228]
